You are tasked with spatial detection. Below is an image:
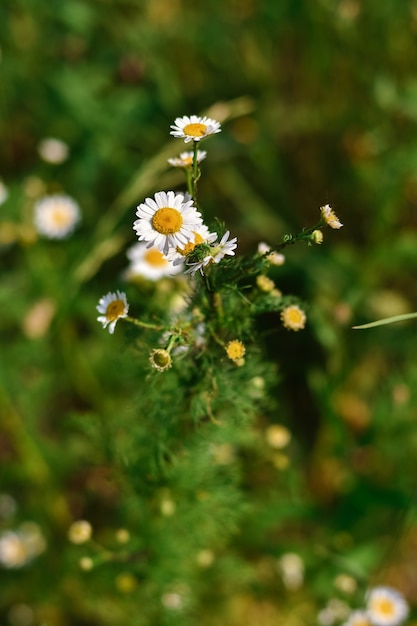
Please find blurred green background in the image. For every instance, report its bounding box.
[1,1,417,624]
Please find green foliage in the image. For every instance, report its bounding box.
[1,1,417,625]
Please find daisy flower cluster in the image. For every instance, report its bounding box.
[95,112,343,372]
[318,585,410,626]
[341,586,409,626]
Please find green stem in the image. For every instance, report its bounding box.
[352,312,417,330]
[124,316,163,331]
[191,141,199,199]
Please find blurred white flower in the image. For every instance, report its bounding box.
[125,242,183,281]
[68,520,92,544]
[366,586,409,626]
[0,523,46,569]
[0,180,8,205]
[34,194,81,239]
[168,150,207,168]
[38,138,69,164]
[278,552,304,590]
[257,242,285,265]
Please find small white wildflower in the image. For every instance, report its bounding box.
[170,115,221,143]
[257,242,285,265]
[134,191,203,255]
[34,194,81,239]
[366,586,409,626]
[38,138,69,164]
[125,242,183,281]
[164,224,217,266]
[68,520,92,544]
[96,290,129,334]
[185,230,238,276]
[167,150,207,168]
[278,552,304,590]
[320,204,343,229]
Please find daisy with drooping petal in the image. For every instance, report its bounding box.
[167,150,207,168]
[320,204,343,229]
[164,224,217,266]
[125,242,183,281]
[134,191,203,255]
[34,194,81,239]
[185,231,238,276]
[342,610,372,626]
[170,115,221,143]
[281,304,307,331]
[96,290,129,334]
[366,586,409,626]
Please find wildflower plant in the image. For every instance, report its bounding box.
[91,112,343,619]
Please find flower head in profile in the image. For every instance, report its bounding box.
[34,194,81,239]
[168,150,207,168]
[257,242,285,266]
[281,304,307,331]
[366,586,409,626]
[96,290,129,334]
[185,231,238,276]
[149,348,172,372]
[342,610,372,626]
[134,191,203,255]
[320,204,343,229]
[170,115,221,143]
[125,242,183,281]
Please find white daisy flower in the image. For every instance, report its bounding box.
[133,190,203,255]
[96,290,129,334]
[185,230,238,276]
[125,242,183,281]
[366,586,409,626]
[167,150,207,168]
[34,194,81,239]
[164,224,217,266]
[320,204,343,229]
[38,138,69,164]
[342,610,372,626]
[170,115,221,143]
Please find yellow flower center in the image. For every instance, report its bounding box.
[152,207,183,235]
[143,248,168,267]
[182,156,193,166]
[105,299,126,321]
[183,123,207,138]
[177,232,205,256]
[226,340,246,361]
[51,207,72,227]
[372,598,395,617]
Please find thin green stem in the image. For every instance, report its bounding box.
[124,316,163,331]
[191,140,200,199]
